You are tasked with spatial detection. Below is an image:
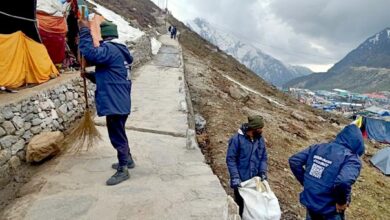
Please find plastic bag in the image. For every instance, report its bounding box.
[238,177,281,220]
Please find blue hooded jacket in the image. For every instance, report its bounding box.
[226,124,268,188]
[79,27,133,116]
[289,125,365,215]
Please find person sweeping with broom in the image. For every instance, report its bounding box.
[78,18,135,186]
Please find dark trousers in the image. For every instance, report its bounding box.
[106,115,130,167]
[307,210,345,220]
[234,189,244,217]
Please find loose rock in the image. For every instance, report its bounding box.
[26,131,64,163]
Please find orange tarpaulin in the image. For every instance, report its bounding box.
[0,31,59,88]
[37,12,68,34]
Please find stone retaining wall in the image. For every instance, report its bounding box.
[0,78,95,186]
[0,34,153,187]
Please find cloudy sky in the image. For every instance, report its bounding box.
[152,0,390,72]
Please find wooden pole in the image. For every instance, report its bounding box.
[80,6,89,110]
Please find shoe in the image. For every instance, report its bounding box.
[106,166,129,186]
[112,154,135,170]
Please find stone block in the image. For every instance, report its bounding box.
[31,126,42,135]
[186,129,199,150]
[2,121,16,135]
[0,127,6,137]
[66,92,74,101]
[25,113,35,122]
[32,118,43,126]
[15,128,25,137]
[12,116,25,130]
[1,107,14,120]
[52,120,60,129]
[0,135,19,149]
[0,149,11,166]
[58,104,68,115]
[51,109,59,119]
[38,112,47,119]
[23,130,33,141]
[24,122,32,130]
[54,99,61,108]
[11,139,25,155]
[9,156,21,170]
[59,94,66,102]
[40,101,50,110]
[45,117,53,125]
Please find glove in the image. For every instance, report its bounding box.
[259,172,267,181]
[231,178,241,189]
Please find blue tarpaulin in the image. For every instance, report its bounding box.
[365,118,390,144]
[370,147,390,175]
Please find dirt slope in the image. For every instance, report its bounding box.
[173,21,389,220]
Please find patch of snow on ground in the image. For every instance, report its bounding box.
[222,75,285,107]
[151,38,162,55]
[87,0,144,42]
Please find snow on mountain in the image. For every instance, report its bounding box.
[186,18,312,86]
[87,0,144,42]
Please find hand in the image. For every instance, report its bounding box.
[231,178,241,189]
[78,19,89,29]
[259,172,267,181]
[336,203,348,213]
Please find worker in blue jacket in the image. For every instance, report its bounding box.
[289,124,365,220]
[226,115,268,216]
[78,19,135,186]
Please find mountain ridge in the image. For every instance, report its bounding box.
[285,27,390,92]
[186,18,312,86]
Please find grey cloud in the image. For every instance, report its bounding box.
[163,0,390,68]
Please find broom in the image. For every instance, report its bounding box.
[63,5,101,152]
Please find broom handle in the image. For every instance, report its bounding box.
[82,65,89,109]
[80,5,89,110]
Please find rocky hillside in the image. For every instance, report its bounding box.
[187,18,312,87]
[285,28,390,92]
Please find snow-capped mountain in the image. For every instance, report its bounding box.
[186,18,312,86]
[285,27,390,92]
[328,27,390,73]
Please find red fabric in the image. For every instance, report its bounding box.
[362,130,368,139]
[39,29,66,64]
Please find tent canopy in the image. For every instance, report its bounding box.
[0,31,58,88]
[370,147,390,175]
[0,0,41,42]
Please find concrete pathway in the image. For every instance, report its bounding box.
[2,35,229,220]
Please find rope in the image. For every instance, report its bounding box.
[0,10,36,22]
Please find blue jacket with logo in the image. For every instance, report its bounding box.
[226,124,268,188]
[289,125,364,215]
[79,27,133,116]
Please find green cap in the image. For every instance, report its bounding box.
[247,115,264,130]
[100,21,118,38]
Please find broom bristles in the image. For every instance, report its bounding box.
[62,109,101,153]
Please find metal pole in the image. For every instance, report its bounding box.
[165,0,168,27]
